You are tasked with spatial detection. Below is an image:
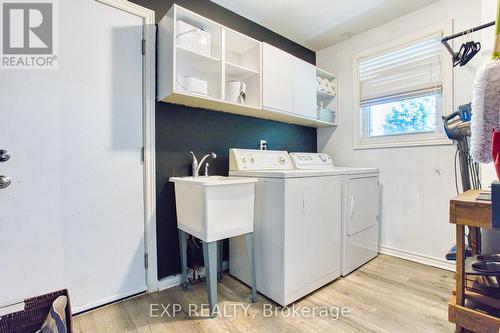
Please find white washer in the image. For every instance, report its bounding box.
[229,149,342,306]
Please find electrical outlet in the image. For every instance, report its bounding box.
[260,140,267,150]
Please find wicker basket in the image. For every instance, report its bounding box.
[0,289,72,333]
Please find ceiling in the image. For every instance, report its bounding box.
[210,0,440,51]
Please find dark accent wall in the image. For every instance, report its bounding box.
[130,0,317,279]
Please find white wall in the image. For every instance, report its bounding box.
[317,0,493,269]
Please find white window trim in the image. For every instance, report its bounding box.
[352,22,454,150]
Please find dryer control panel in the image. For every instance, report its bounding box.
[289,153,334,169]
[229,149,293,170]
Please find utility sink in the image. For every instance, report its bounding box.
[169,176,257,242]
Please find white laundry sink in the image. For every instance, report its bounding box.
[169,176,257,242]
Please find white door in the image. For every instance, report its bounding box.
[262,43,294,113]
[293,58,317,119]
[0,0,146,313]
[347,176,379,236]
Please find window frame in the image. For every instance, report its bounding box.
[353,23,453,150]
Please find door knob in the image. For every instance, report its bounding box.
[0,176,11,189]
[0,150,10,162]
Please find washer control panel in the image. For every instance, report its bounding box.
[229,149,293,170]
[289,153,334,169]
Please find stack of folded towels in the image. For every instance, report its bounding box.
[316,76,336,95]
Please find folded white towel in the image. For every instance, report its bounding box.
[329,80,336,94]
[321,79,330,92]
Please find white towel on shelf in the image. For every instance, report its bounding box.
[320,79,330,92]
[328,80,336,95]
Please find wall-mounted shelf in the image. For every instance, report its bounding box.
[158,5,337,128]
[225,62,259,79]
[176,45,220,63]
[162,91,334,127]
[317,90,336,100]
[316,68,338,126]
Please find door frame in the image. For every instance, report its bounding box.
[95,0,158,292]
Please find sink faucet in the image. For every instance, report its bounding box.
[190,151,217,177]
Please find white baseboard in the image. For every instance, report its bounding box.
[379,245,455,272]
[158,261,229,292]
[158,274,181,291]
[73,287,147,314]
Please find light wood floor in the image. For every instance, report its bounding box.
[73,255,455,333]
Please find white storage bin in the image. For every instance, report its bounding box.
[226,80,247,104]
[176,76,209,96]
[176,20,211,56]
[318,109,336,123]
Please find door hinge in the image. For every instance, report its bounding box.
[141,147,145,162]
[144,253,149,269]
[142,39,146,55]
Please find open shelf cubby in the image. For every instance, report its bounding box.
[225,28,260,73]
[223,27,261,109]
[175,46,221,100]
[175,6,221,59]
[316,68,338,125]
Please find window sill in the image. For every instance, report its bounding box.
[354,134,452,150]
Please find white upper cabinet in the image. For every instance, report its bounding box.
[262,43,318,120]
[293,58,317,119]
[262,43,294,113]
[157,5,336,128]
[158,5,261,108]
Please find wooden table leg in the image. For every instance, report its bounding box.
[455,224,465,333]
[468,226,481,255]
[456,224,465,306]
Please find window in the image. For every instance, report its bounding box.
[354,30,452,149]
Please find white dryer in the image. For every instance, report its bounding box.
[228,149,342,306]
[335,167,380,276]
